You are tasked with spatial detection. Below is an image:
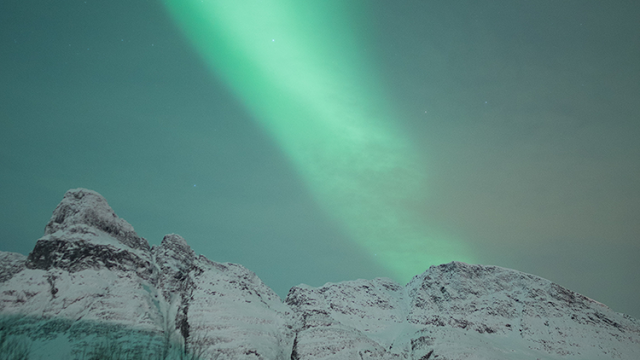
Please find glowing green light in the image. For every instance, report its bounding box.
[163,0,475,281]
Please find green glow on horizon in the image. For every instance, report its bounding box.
[163,0,475,282]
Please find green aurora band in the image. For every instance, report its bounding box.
[163,0,474,281]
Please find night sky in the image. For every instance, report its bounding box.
[1,1,639,319]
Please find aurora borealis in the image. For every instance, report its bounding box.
[1,0,639,319]
[162,0,474,281]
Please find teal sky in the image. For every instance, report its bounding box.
[1,0,639,319]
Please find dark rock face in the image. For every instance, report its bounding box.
[0,252,26,283]
[153,233,196,301]
[152,234,197,350]
[26,238,154,276]
[1,188,639,359]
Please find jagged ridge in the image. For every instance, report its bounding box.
[0,188,638,359]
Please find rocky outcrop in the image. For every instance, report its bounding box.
[153,233,295,359]
[1,188,639,359]
[42,188,148,251]
[0,252,26,283]
[25,188,154,279]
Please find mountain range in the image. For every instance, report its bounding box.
[1,188,638,359]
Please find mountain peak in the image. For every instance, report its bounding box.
[43,188,147,250]
[24,188,151,273]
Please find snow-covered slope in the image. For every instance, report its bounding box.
[285,262,640,359]
[1,189,165,359]
[0,189,293,359]
[153,233,294,359]
[1,188,639,359]
[404,262,640,359]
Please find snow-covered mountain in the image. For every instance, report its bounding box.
[1,188,638,359]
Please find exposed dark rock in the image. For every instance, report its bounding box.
[0,252,26,283]
[26,238,153,276]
